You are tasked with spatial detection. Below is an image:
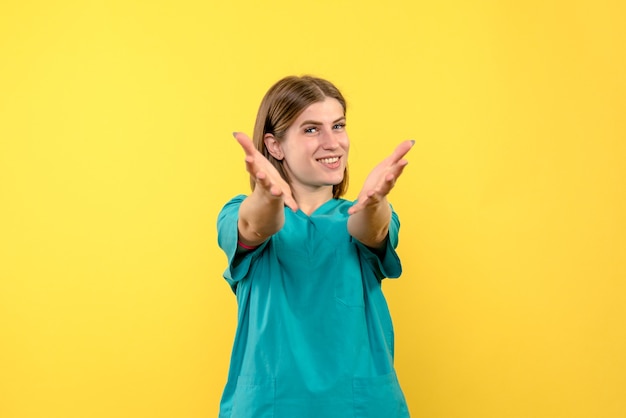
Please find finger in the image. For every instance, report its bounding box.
[244,155,257,174]
[377,175,397,196]
[254,173,298,212]
[347,203,362,215]
[245,157,269,181]
[233,132,257,157]
[255,171,273,190]
[377,166,405,195]
[273,179,298,212]
[269,184,284,197]
[347,193,372,215]
[387,160,408,182]
[348,196,375,215]
[388,140,415,164]
[377,159,408,193]
[256,172,287,199]
[255,174,286,203]
[266,182,299,213]
[283,193,299,212]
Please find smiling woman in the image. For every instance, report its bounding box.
[249,76,351,203]
[264,97,349,203]
[216,75,414,418]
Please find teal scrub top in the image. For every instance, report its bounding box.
[217,195,410,418]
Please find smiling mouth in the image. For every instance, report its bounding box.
[317,156,340,164]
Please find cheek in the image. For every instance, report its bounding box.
[340,136,350,152]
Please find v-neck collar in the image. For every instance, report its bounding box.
[293,198,341,218]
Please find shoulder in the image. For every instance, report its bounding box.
[322,197,354,214]
[217,195,248,228]
[219,194,247,213]
[223,194,247,207]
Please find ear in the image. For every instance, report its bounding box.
[264,133,284,160]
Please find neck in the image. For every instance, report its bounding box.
[292,186,334,215]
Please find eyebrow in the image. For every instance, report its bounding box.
[299,116,346,127]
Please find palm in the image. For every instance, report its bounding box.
[349,140,414,215]
[233,132,298,211]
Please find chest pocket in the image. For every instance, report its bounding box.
[330,240,367,308]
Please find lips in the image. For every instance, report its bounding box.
[316,155,342,169]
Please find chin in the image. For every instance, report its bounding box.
[329,176,344,186]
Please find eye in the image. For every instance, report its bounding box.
[304,126,319,134]
[333,123,346,130]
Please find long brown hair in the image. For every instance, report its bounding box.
[251,75,349,198]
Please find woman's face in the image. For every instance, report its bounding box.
[272,97,349,196]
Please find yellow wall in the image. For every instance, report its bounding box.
[1,1,624,417]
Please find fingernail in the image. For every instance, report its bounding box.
[232,132,239,138]
[410,139,415,146]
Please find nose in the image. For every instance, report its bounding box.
[320,129,340,150]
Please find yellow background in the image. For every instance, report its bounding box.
[1,0,625,417]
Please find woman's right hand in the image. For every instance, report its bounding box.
[233,132,298,212]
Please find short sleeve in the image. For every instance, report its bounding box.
[352,207,402,279]
[217,195,269,292]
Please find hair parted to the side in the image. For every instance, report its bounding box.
[251,75,349,199]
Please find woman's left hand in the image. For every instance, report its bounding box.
[348,140,414,215]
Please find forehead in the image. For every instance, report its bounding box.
[294,98,345,124]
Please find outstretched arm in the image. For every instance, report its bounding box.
[347,140,414,249]
[233,132,298,248]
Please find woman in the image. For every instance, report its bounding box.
[217,75,413,417]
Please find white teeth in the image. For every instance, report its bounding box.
[318,157,339,164]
